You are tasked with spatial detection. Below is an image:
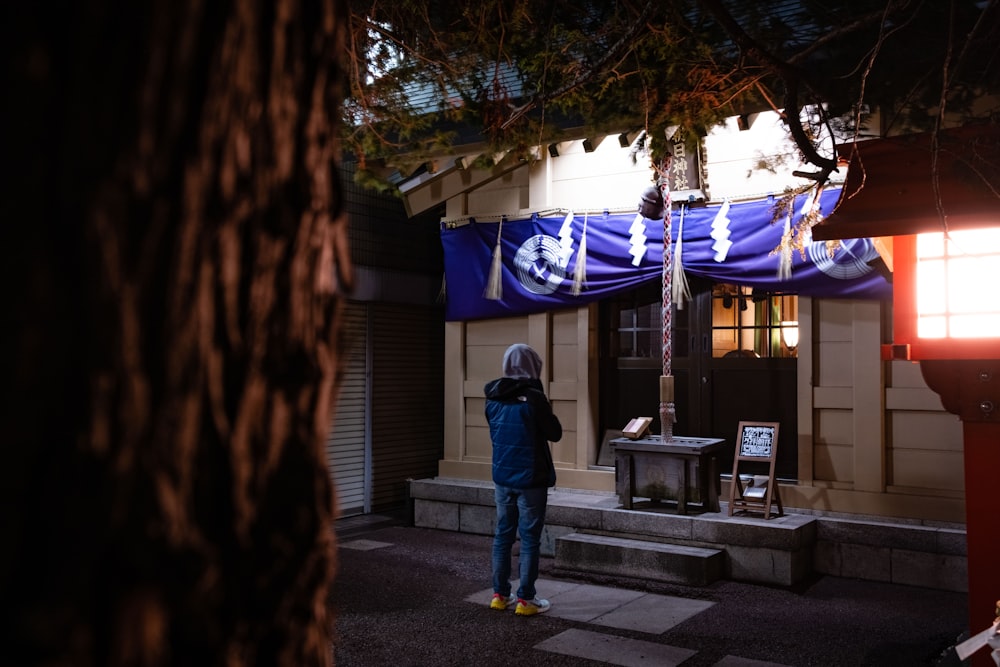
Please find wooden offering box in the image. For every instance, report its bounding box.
[611,435,726,514]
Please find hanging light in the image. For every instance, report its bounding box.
[808,124,1000,360]
[781,321,799,354]
[886,228,1000,359]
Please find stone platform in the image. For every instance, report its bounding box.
[408,477,967,591]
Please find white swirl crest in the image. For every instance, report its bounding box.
[514,235,567,295]
[807,237,880,280]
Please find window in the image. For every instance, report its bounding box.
[711,285,798,358]
[605,281,797,362]
[613,293,661,360]
[606,281,690,367]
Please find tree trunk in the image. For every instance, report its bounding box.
[2,1,349,664]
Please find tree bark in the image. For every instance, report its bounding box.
[2,1,349,664]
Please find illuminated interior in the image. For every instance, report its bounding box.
[781,321,799,351]
[710,285,797,358]
[915,228,1000,339]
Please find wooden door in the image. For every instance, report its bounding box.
[600,279,799,480]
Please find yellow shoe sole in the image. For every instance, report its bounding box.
[515,603,546,616]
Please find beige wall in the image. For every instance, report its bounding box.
[439,295,966,522]
[886,361,965,493]
[438,307,613,490]
[787,297,965,522]
[432,126,966,524]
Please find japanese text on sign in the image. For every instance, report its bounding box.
[740,425,775,458]
[671,141,689,191]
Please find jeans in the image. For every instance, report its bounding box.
[492,484,548,601]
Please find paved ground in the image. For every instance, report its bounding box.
[329,517,970,666]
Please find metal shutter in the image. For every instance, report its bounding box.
[326,302,369,517]
[370,303,444,512]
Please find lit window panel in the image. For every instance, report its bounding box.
[915,229,1000,339]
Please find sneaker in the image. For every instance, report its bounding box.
[490,593,515,610]
[514,598,551,616]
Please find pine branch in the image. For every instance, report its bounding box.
[501,0,658,129]
[697,0,838,179]
[786,1,913,67]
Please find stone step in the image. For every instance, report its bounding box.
[554,532,724,586]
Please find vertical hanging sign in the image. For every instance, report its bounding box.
[669,137,701,197]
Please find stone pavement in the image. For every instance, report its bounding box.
[330,517,970,666]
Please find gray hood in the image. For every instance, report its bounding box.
[502,343,542,380]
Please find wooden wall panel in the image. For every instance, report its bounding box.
[891,449,965,491]
[464,426,492,461]
[816,341,855,387]
[890,411,963,451]
[815,300,856,341]
[814,443,855,483]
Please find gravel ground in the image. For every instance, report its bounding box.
[330,525,969,667]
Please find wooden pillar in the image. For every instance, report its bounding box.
[921,360,1000,666]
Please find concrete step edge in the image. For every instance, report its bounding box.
[556,532,723,557]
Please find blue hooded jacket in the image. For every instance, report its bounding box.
[484,344,562,489]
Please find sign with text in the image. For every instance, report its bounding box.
[729,421,783,519]
[738,423,777,458]
[668,136,701,193]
